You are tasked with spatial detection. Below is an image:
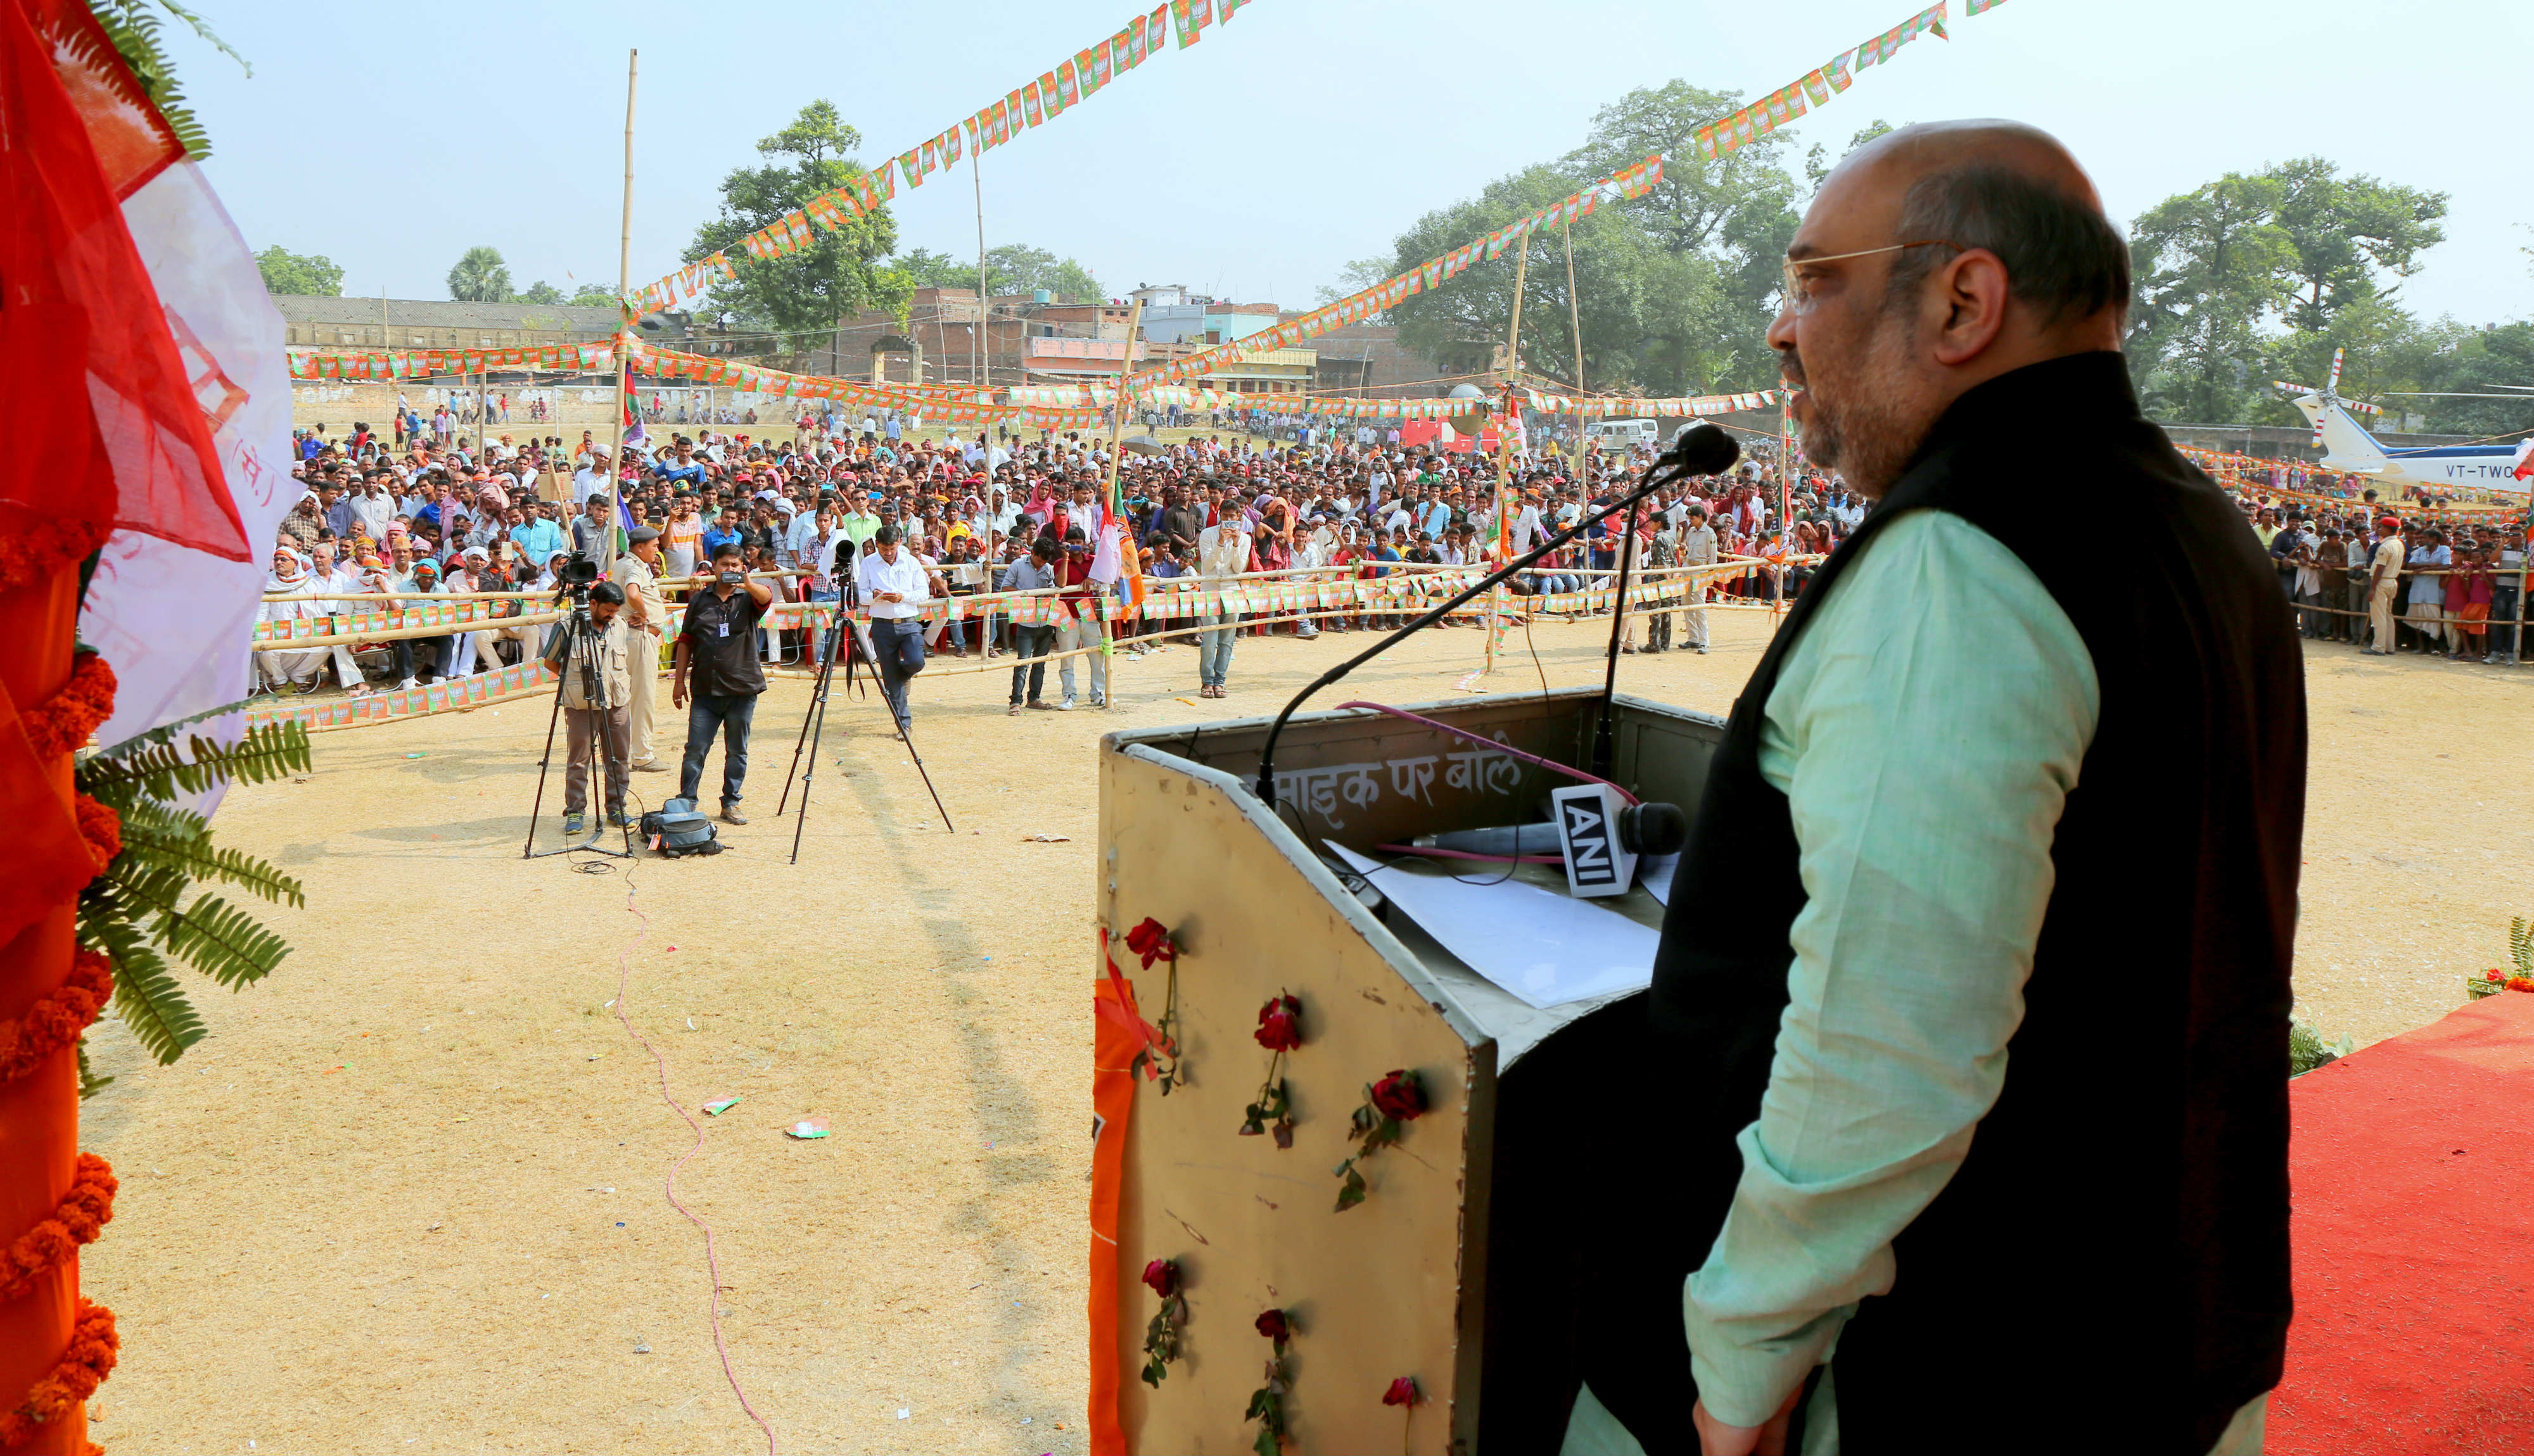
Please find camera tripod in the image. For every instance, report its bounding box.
[775,595,953,864]
[522,600,634,859]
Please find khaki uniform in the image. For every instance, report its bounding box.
[2367,535,2403,650]
[560,614,632,817]
[619,553,668,766]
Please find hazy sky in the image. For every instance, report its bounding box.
[186,0,2534,330]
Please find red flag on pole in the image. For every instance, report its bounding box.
[0,0,248,562]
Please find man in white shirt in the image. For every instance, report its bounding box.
[856,522,932,735]
[572,446,613,504]
[1194,514,1251,697]
[1674,502,1717,653]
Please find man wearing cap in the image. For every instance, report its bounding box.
[572,445,613,504]
[621,525,669,769]
[552,580,634,835]
[2364,516,2404,653]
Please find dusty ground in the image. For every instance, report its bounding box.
[75,607,2534,1453]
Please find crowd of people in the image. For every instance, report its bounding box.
[2245,502,2526,662]
[264,411,1860,694]
[258,399,2529,828]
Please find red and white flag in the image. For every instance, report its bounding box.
[2512,438,2533,483]
[11,0,300,745]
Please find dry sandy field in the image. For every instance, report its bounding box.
[74,607,2534,1453]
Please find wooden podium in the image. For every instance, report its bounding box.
[1093,687,1724,1452]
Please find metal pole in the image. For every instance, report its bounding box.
[604,49,638,586]
[1486,224,1533,678]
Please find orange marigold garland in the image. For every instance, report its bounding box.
[0,950,113,1086]
[0,516,112,600]
[21,652,117,760]
[73,795,120,872]
[0,1297,117,1448]
[0,1155,117,1304]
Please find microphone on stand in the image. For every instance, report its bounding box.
[1254,423,1741,811]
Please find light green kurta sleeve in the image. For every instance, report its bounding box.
[1680,509,2100,1429]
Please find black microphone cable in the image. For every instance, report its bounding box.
[1253,423,1741,810]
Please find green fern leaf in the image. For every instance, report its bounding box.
[155,891,290,989]
[114,802,303,908]
[111,795,208,847]
[2513,916,2531,978]
[77,1037,115,1099]
[78,721,311,802]
[153,0,250,75]
[86,691,262,763]
[111,949,206,1063]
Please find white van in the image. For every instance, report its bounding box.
[1583,418,1659,452]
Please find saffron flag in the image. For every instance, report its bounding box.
[1173,0,1211,46]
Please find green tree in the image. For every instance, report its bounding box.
[514,280,565,305]
[447,246,513,303]
[567,283,621,308]
[889,243,1101,302]
[2125,174,2295,423]
[1805,120,1902,191]
[1561,81,1802,388]
[891,246,969,291]
[2405,320,2534,436]
[1385,165,1668,392]
[685,100,902,351]
[255,244,343,296]
[1314,257,1394,308]
[986,244,1101,302]
[2264,158,2446,335]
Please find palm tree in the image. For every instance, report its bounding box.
[447,246,514,303]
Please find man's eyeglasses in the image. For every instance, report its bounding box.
[1780,240,1959,314]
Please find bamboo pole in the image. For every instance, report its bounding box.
[604,49,638,586]
[1563,215,1588,473]
[974,148,996,585]
[1486,224,1534,678]
[1098,298,1145,709]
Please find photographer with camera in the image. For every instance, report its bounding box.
[672,540,774,825]
[549,580,633,834]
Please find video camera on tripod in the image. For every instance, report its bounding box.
[540,552,617,711]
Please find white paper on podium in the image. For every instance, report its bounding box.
[1327,842,1659,1010]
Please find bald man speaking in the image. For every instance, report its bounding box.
[1623,123,2303,1456]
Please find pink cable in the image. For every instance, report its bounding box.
[610,872,779,1455]
[1375,842,1564,866]
[1332,700,1641,806]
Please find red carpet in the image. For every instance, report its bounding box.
[2268,991,2534,1454]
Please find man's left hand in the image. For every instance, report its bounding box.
[1691,1386,1804,1456]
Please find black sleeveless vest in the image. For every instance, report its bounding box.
[1648,353,2303,1453]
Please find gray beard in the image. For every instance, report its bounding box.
[1800,321,1928,498]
